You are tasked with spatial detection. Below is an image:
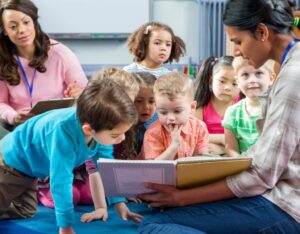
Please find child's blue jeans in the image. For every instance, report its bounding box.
[138,196,300,234]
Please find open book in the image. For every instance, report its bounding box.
[29,98,75,115]
[97,155,252,197]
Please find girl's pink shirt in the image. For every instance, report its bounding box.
[203,96,240,134]
[0,41,88,124]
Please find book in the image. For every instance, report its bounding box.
[0,119,13,140]
[97,155,252,197]
[0,123,10,140]
[29,98,76,115]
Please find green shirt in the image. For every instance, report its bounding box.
[222,99,260,153]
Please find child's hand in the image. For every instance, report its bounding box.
[115,202,144,224]
[59,226,75,234]
[208,143,225,155]
[80,207,108,223]
[126,196,143,204]
[169,124,183,147]
[64,81,83,98]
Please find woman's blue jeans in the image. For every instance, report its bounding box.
[138,196,300,234]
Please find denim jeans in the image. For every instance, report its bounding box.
[138,196,300,234]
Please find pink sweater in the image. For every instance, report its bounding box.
[203,97,240,134]
[202,99,224,134]
[0,41,88,124]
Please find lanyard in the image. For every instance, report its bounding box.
[16,54,37,98]
[280,38,298,66]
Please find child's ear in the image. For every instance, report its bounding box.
[190,100,197,113]
[235,76,241,88]
[82,123,93,136]
[269,72,276,86]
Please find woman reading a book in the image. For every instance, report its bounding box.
[138,0,300,233]
[0,0,87,127]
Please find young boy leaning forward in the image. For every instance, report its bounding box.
[0,78,138,234]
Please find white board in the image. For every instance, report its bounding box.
[32,0,149,36]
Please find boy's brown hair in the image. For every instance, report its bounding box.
[154,72,194,101]
[92,67,140,99]
[127,21,186,63]
[77,78,138,132]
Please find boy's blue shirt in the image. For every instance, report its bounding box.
[1,107,116,228]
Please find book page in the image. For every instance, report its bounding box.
[114,167,167,195]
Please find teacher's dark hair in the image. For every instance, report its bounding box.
[223,0,295,34]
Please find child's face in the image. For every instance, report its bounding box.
[92,122,132,145]
[144,29,172,67]
[134,87,156,123]
[212,67,240,102]
[155,93,196,131]
[236,65,272,98]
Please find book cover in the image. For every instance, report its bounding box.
[176,156,251,189]
[98,156,252,197]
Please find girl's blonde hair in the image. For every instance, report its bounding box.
[154,72,194,101]
[127,21,186,63]
[232,56,275,76]
[92,67,140,98]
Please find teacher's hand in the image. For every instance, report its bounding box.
[14,109,34,125]
[137,182,183,208]
[64,81,83,99]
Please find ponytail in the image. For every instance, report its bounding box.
[194,56,216,108]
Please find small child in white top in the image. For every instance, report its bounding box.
[124,21,186,78]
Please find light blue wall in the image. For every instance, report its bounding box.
[54,0,199,66]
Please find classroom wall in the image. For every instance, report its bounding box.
[55,0,199,67]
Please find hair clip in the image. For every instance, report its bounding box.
[144,25,152,35]
[293,17,299,27]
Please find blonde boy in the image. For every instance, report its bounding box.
[222,57,275,157]
[139,72,209,160]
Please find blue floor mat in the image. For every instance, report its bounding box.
[0,203,153,234]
